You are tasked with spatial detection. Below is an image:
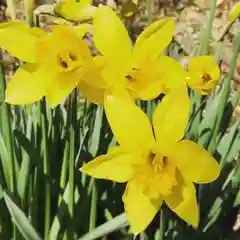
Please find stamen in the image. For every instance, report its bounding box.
[151,153,168,173]
[125,75,135,81]
[162,156,168,166]
[69,53,77,61]
[202,72,212,83]
[58,51,80,71]
[125,68,139,81]
[60,59,68,69]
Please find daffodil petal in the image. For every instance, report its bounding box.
[229,2,240,22]
[55,2,96,22]
[81,56,108,88]
[165,175,199,227]
[78,57,108,104]
[157,56,188,91]
[74,24,91,38]
[93,5,132,62]
[170,140,220,183]
[128,78,164,100]
[29,27,47,37]
[126,60,165,100]
[46,70,80,107]
[80,146,140,182]
[78,80,105,104]
[104,89,155,153]
[133,18,174,62]
[64,0,92,4]
[153,85,190,155]
[123,179,163,235]
[0,22,37,62]
[5,64,45,104]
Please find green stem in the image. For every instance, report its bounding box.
[69,129,74,218]
[231,80,240,108]
[41,100,51,239]
[146,0,152,24]
[58,141,69,206]
[198,0,217,55]
[159,209,165,240]
[189,93,202,140]
[89,180,97,232]
[0,53,17,240]
[68,91,77,238]
[68,92,76,217]
[208,32,240,153]
[0,60,15,194]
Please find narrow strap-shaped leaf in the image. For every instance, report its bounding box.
[78,213,128,240]
[4,192,42,240]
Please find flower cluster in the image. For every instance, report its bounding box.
[0,5,220,235]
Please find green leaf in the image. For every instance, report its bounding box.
[217,121,240,166]
[233,189,240,207]
[4,192,42,240]
[89,105,103,157]
[15,128,40,199]
[78,213,128,240]
[49,183,80,240]
[0,131,10,188]
[197,91,222,148]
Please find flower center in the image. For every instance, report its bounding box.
[151,153,168,173]
[124,68,138,82]
[141,151,178,197]
[58,52,81,72]
[202,72,212,83]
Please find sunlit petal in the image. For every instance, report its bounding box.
[74,24,91,38]
[93,5,132,62]
[104,89,155,152]
[5,64,45,104]
[123,179,163,235]
[157,56,188,92]
[128,78,164,100]
[45,69,81,107]
[170,140,220,183]
[55,2,96,22]
[80,146,141,182]
[78,80,105,104]
[165,173,199,227]
[153,85,190,155]
[29,27,47,37]
[0,22,37,62]
[133,18,175,62]
[81,56,109,88]
[228,2,240,21]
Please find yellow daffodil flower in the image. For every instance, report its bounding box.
[0,22,91,107]
[186,56,220,95]
[80,86,220,234]
[78,5,187,104]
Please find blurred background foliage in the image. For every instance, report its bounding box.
[0,0,240,239]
